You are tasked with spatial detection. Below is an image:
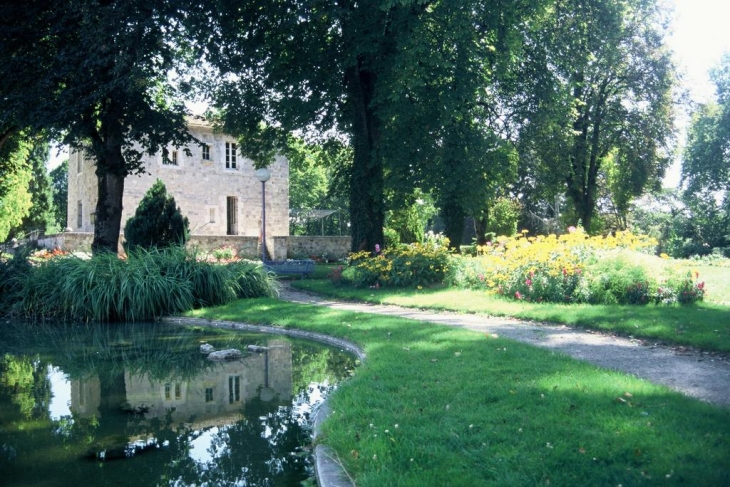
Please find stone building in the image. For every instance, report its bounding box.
[66,117,289,249]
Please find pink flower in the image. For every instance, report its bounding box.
[515,291,522,300]
[375,244,381,253]
[567,226,576,233]
[479,274,485,281]
[525,279,532,286]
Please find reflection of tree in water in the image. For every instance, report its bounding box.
[0,321,357,485]
[158,396,312,485]
[0,354,52,420]
[291,342,358,395]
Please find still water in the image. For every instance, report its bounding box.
[0,321,358,486]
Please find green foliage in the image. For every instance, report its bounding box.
[382,227,400,249]
[583,254,655,305]
[12,140,56,238]
[486,196,522,237]
[49,159,68,229]
[518,0,676,232]
[1,246,278,322]
[0,133,32,241]
[682,53,730,197]
[445,231,703,306]
[387,193,438,245]
[124,180,190,251]
[347,241,451,288]
[0,1,196,253]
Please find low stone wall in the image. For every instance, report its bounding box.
[286,236,352,260]
[36,232,99,253]
[36,233,352,261]
[188,235,262,259]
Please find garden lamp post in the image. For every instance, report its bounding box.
[255,168,271,262]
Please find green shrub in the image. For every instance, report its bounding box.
[444,231,706,306]
[583,253,655,305]
[124,179,190,251]
[347,240,451,288]
[383,227,401,249]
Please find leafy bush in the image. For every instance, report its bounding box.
[347,240,451,288]
[383,227,401,249]
[445,229,706,306]
[212,245,235,261]
[582,253,655,305]
[666,269,706,305]
[2,246,278,322]
[124,179,190,251]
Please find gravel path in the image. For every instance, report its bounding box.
[279,285,730,407]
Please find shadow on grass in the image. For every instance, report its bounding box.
[292,280,730,354]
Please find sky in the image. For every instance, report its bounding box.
[49,0,730,184]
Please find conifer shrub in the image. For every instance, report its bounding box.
[124,179,189,251]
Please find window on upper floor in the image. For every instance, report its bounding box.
[202,144,210,161]
[225,142,237,169]
[163,150,178,165]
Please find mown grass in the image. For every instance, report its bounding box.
[293,268,730,354]
[186,297,730,486]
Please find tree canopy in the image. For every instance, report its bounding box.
[198,0,546,250]
[517,0,676,233]
[0,0,197,253]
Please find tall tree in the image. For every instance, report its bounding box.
[0,133,32,242]
[519,0,676,232]
[50,160,68,230]
[682,53,730,197]
[12,140,56,238]
[200,0,541,252]
[0,1,196,253]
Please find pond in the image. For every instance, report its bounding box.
[0,320,358,486]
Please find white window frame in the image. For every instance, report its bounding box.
[225,142,237,169]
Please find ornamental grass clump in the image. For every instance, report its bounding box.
[346,239,451,288]
[1,246,278,322]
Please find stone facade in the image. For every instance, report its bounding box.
[66,118,289,248]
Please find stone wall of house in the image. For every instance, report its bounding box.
[66,119,289,240]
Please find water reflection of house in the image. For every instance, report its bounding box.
[70,340,292,425]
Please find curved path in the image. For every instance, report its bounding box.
[280,285,730,407]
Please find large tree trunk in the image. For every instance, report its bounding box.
[442,199,465,251]
[91,137,126,255]
[345,64,384,253]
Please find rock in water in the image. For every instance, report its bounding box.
[207,349,243,361]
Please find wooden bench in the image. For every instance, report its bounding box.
[264,259,315,278]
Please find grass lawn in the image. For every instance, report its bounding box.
[292,263,730,354]
[186,297,730,486]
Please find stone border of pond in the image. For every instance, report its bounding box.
[162,316,364,487]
